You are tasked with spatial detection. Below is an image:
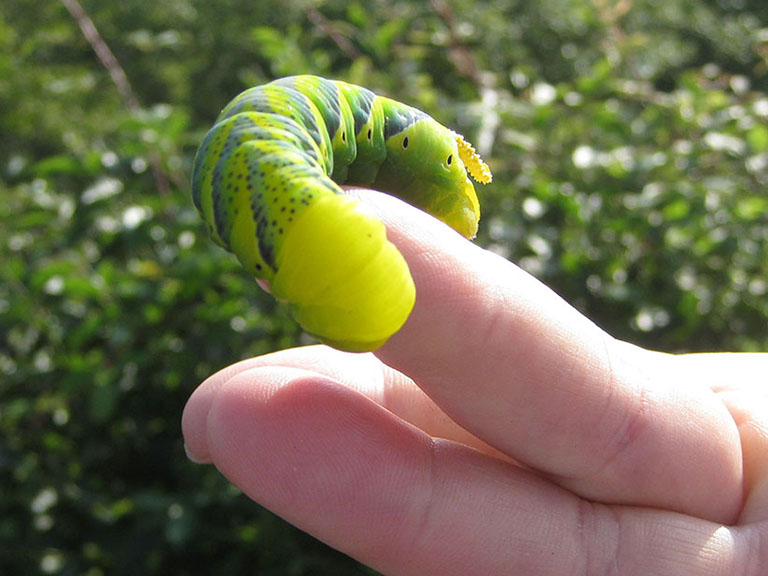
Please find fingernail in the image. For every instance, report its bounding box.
[184,442,211,464]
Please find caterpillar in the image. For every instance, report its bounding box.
[192,75,491,352]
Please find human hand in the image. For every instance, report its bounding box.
[182,190,768,575]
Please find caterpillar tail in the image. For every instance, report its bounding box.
[269,193,415,352]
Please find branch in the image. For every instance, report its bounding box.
[60,0,140,112]
[429,0,483,86]
[305,8,359,61]
[60,0,174,194]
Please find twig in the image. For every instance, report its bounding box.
[305,8,359,61]
[591,0,633,65]
[60,0,140,111]
[60,0,172,194]
[429,0,483,86]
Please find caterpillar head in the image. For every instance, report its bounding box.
[372,104,491,238]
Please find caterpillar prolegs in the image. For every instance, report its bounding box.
[192,75,492,351]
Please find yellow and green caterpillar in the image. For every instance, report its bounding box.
[192,75,491,351]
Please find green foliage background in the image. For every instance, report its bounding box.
[1,0,766,574]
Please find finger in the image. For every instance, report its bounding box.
[186,365,756,575]
[720,387,768,525]
[351,189,742,524]
[681,352,768,524]
[182,346,505,464]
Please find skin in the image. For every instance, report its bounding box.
[182,190,768,575]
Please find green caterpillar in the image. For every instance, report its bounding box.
[192,75,491,352]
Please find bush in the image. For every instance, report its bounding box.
[1,1,766,573]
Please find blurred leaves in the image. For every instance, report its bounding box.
[1,0,767,574]
[476,56,768,351]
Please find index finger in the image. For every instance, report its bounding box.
[355,189,743,525]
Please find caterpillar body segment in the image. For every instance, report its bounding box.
[192,75,491,351]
